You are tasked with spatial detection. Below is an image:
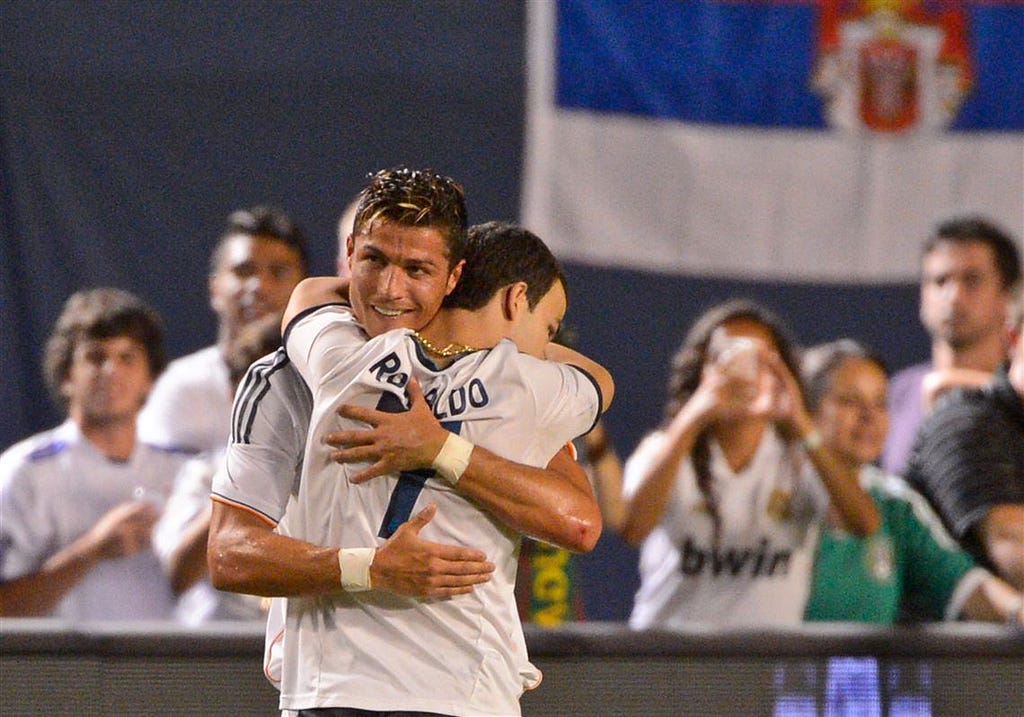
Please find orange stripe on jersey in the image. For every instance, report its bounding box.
[565,440,578,462]
[264,625,285,684]
[210,495,278,527]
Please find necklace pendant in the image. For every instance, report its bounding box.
[412,331,476,358]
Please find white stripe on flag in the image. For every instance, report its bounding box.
[522,2,1024,283]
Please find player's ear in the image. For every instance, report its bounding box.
[502,282,528,321]
[445,259,465,296]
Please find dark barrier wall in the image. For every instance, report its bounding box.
[1,3,932,621]
[0,1,529,451]
[2,620,1022,716]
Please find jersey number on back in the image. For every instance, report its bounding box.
[375,391,462,538]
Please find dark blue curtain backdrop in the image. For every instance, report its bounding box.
[0,1,927,620]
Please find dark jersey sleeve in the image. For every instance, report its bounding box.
[905,387,1024,548]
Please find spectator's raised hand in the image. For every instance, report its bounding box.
[87,500,161,560]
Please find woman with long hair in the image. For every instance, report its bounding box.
[622,299,879,628]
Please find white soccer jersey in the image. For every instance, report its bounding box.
[0,420,185,621]
[625,429,828,629]
[211,347,313,689]
[213,348,312,525]
[153,449,265,624]
[138,345,232,453]
[278,304,601,716]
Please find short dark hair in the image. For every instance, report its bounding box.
[43,288,167,412]
[443,221,566,311]
[352,166,468,269]
[925,214,1022,289]
[210,205,309,275]
[801,339,888,414]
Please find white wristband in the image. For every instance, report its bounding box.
[338,548,375,592]
[432,433,474,486]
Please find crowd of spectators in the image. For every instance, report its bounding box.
[1,204,1021,630]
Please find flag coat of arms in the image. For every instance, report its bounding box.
[522,0,1023,283]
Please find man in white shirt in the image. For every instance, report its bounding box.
[0,288,186,620]
[207,168,608,715]
[138,205,308,453]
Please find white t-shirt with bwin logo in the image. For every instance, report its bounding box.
[626,428,828,629]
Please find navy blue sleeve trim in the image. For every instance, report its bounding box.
[231,349,291,445]
[26,441,69,462]
[566,363,604,434]
[144,443,202,456]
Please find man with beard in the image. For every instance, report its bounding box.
[881,215,1021,475]
[905,287,1024,591]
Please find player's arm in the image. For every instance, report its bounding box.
[460,442,600,553]
[978,504,1024,590]
[208,500,345,596]
[281,276,351,332]
[209,348,494,599]
[0,501,159,616]
[326,379,603,553]
[544,342,614,412]
[207,499,495,597]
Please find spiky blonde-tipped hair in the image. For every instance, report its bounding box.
[352,166,468,268]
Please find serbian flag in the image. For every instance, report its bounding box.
[521,1,1024,282]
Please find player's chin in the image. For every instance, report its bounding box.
[366,312,419,336]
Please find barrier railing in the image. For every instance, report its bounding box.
[3,619,1022,716]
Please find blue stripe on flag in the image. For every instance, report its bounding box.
[954,5,1024,130]
[556,0,1024,130]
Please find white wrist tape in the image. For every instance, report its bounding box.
[338,548,375,592]
[432,433,474,486]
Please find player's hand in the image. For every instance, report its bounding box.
[87,500,160,560]
[371,504,494,598]
[323,377,449,482]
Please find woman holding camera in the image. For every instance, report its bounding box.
[621,299,879,628]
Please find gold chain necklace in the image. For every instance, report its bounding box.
[411,331,477,358]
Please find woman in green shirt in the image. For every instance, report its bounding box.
[800,339,1023,624]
